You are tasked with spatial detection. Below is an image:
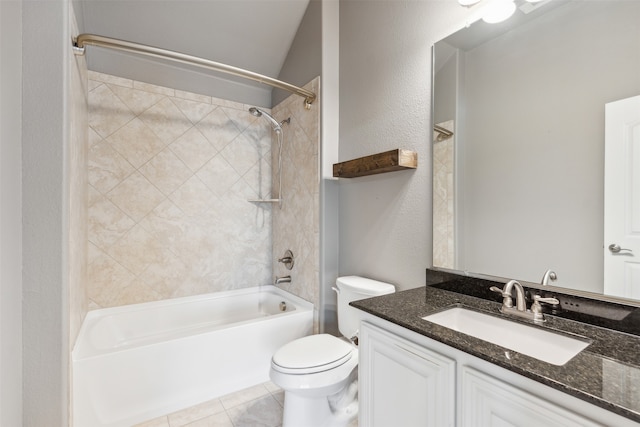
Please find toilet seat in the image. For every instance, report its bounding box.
[272,334,354,375]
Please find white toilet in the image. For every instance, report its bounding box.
[270,276,395,427]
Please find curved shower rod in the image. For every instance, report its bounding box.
[434,124,453,142]
[73,34,317,109]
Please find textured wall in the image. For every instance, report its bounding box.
[87,72,273,308]
[337,0,470,291]
[271,77,321,330]
[338,0,432,290]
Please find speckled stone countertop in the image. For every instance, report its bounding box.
[351,285,640,422]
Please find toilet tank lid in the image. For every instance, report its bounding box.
[336,276,395,296]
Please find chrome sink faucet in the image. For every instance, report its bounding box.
[490,280,558,323]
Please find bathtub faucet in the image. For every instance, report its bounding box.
[275,275,291,285]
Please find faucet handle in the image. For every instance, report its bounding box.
[532,294,559,306]
[490,286,513,308]
[490,286,505,295]
[278,250,294,270]
[531,294,560,322]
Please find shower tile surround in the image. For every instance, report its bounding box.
[271,77,321,330]
[87,72,319,309]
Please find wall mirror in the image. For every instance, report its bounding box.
[432,0,640,303]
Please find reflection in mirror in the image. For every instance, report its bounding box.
[432,1,640,302]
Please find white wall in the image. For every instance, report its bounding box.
[273,0,322,106]
[0,1,23,425]
[319,0,340,334]
[338,1,470,290]
[22,1,71,424]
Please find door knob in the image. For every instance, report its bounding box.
[608,243,633,254]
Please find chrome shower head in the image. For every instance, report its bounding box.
[248,107,281,133]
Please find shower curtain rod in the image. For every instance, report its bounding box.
[434,124,453,142]
[73,34,317,108]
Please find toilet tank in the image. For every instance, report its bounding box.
[336,276,395,339]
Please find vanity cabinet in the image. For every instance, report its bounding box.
[358,315,638,427]
[359,322,455,427]
[459,366,601,426]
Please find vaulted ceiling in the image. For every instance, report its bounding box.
[75,0,310,106]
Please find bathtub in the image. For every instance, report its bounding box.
[72,285,313,427]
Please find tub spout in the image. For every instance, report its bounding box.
[275,275,291,285]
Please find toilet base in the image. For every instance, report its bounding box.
[282,390,358,427]
[280,368,358,427]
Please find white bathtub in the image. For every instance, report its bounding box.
[72,285,313,427]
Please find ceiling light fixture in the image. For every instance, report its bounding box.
[482,0,517,23]
[459,0,548,25]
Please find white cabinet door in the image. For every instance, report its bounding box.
[359,321,456,427]
[459,366,603,427]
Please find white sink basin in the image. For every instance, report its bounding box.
[422,307,590,366]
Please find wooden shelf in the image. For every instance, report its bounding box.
[333,149,417,178]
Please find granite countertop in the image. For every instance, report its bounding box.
[351,285,640,422]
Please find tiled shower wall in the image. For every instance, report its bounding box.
[432,120,455,269]
[87,72,274,308]
[271,77,321,328]
[87,72,321,312]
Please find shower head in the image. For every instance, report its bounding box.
[249,107,282,133]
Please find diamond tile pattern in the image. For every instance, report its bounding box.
[271,77,321,330]
[87,71,274,308]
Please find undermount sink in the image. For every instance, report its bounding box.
[422,306,590,366]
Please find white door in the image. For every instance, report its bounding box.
[604,95,640,299]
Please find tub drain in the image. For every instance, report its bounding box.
[279,301,287,311]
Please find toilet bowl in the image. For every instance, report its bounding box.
[270,276,395,427]
[271,334,359,426]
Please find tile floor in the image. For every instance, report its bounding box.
[133,382,285,427]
